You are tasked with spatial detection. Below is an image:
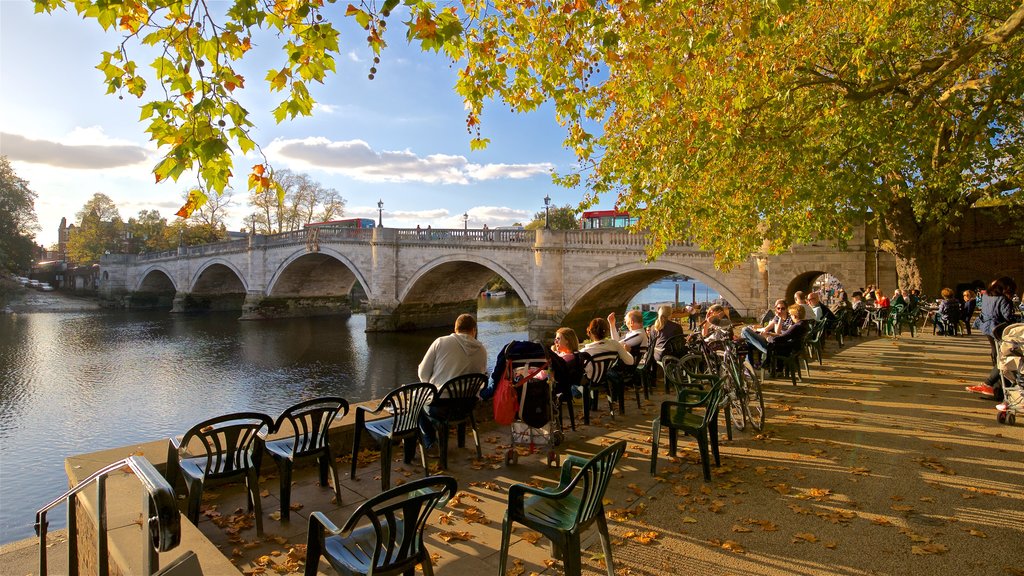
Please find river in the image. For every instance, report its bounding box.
[0,277,717,544]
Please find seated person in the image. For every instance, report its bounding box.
[892,289,908,308]
[875,289,890,308]
[961,289,977,335]
[580,318,635,403]
[936,287,960,335]
[807,291,837,329]
[741,299,791,353]
[649,305,685,362]
[700,304,733,345]
[608,309,650,361]
[745,304,809,368]
[548,327,585,399]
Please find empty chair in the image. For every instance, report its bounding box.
[305,475,457,576]
[265,397,350,522]
[165,412,274,536]
[424,373,487,469]
[350,383,435,491]
[498,440,626,576]
[651,358,723,482]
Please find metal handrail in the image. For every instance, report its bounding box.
[35,455,181,576]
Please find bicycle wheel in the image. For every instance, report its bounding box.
[740,361,765,432]
[723,364,747,432]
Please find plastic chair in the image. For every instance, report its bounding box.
[265,397,350,522]
[305,475,457,576]
[165,411,274,536]
[350,383,435,491]
[581,350,618,425]
[651,358,723,482]
[657,334,690,393]
[804,320,827,366]
[498,440,626,576]
[424,373,487,469]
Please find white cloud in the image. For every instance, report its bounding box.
[347,50,361,62]
[0,130,151,169]
[313,103,338,114]
[264,136,554,184]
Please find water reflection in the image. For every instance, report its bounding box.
[0,299,528,544]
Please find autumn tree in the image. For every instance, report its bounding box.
[0,156,38,273]
[249,169,345,233]
[128,209,172,253]
[189,188,233,229]
[524,204,579,231]
[67,193,124,263]
[34,0,1024,292]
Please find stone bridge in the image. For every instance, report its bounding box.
[98,225,893,339]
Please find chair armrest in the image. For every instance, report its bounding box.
[308,511,344,536]
[558,455,590,486]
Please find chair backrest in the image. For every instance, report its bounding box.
[378,383,436,436]
[660,334,689,361]
[179,412,274,479]
[340,475,457,571]
[563,440,627,529]
[583,350,618,384]
[636,340,656,377]
[431,373,486,417]
[273,397,349,458]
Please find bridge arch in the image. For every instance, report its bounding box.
[265,248,371,299]
[561,261,748,331]
[131,265,177,310]
[783,268,850,302]
[186,259,248,312]
[400,254,532,306]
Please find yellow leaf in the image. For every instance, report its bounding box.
[911,543,949,555]
[792,532,818,543]
[731,525,753,533]
[966,528,987,538]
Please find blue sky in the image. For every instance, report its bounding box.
[0,1,591,247]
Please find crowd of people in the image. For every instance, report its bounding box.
[411,275,1021,453]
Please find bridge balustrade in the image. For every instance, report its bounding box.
[395,228,532,243]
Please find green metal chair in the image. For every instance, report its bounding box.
[305,475,457,576]
[265,397,349,522]
[497,440,626,576]
[350,382,435,491]
[651,358,723,482]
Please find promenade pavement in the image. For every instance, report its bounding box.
[7,328,1023,575]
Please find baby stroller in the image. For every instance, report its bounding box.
[495,341,560,467]
[995,323,1024,425]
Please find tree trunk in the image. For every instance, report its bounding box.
[881,198,947,296]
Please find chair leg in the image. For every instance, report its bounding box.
[350,428,362,480]
[438,423,450,470]
[184,477,202,525]
[596,513,615,576]
[456,422,467,448]
[696,434,712,482]
[380,440,392,492]
[650,421,661,475]
[247,468,264,537]
[709,420,721,466]
[497,516,513,576]
[278,459,293,522]
[322,449,343,506]
[562,533,583,576]
[303,522,322,576]
[470,415,482,459]
[634,379,642,409]
[668,428,677,458]
[582,383,591,425]
[420,553,435,576]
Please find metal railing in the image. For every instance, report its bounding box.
[35,455,181,576]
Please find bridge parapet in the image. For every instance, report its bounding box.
[394,228,534,244]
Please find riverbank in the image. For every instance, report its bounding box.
[1,280,103,313]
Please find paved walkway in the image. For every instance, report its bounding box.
[8,329,1023,575]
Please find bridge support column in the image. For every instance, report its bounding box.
[240,292,352,320]
[364,299,475,332]
[526,308,561,343]
[170,291,188,313]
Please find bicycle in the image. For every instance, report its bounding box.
[675,335,764,437]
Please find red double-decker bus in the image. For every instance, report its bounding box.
[580,210,638,230]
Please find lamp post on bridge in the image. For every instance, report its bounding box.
[463,212,468,230]
[872,237,880,286]
[377,199,384,228]
[543,194,551,229]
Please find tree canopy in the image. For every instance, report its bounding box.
[34,0,1024,291]
[524,204,579,230]
[0,156,38,273]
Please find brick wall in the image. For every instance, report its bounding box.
[943,206,1024,288]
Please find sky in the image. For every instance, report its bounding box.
[0,1,596,248]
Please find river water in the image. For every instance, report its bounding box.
[0,277,716,544]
